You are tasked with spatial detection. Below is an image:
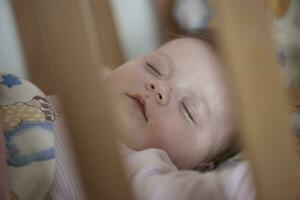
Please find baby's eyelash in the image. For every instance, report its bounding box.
[182,102,195,123]
[146,63,161,76]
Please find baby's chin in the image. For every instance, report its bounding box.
[113,114,145,150]
[117,130,150,151]
[115,120,158,152]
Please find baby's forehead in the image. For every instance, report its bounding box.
[159,38,213,55]
[157,38,218,66]
[155,38,221,75]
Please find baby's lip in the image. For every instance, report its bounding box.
[125,93,148,121]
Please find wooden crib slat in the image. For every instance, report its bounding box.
[10,0,57,95]
[29,0,132,199]
[88,0,124,68]
[154,0,182,41]
[0,112,9,200]
[211,0,300,199]
[265,0,291,18]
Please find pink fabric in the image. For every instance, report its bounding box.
[0,123,9,200]
[45,96,87,200]
[121,145,255,200]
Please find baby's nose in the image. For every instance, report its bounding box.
[145,80,171,105]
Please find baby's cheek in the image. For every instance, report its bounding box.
[146,118,203,168]
[146,118,190,151]
[146,120,172,148]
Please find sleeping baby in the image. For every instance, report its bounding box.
[106,36,235,169]
[0,36,254,199]
[103,36,255,199]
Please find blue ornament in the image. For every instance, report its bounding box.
[1,74,22,88]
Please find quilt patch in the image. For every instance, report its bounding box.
[5,121,55,167]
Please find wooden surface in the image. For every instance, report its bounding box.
[211,0,300,199]
[10,0,57,95]
[89,0,123,68]
[265,0,291,18]
[30,0,132,199]
[289,88,300,108]
[154,0,183,42]
[0,111,9,200]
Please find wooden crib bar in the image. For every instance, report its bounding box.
[23,0,132,199]
[212,0,300,199]
[10,0,57,95]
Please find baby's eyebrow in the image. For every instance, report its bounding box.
[151,51,174,77]
[156,51,172,61]
[156,51,176,67]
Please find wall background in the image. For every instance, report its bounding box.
[110,0,162,60]
[0,0,27,79]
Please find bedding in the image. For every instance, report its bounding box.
[0,121,9,200]
[44,96,87,200]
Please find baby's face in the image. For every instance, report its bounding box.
[105,38,233,169]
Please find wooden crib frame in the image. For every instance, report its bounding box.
[9,0,300,199]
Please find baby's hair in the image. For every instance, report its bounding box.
[211,134,240,169]
[194,134,240,172]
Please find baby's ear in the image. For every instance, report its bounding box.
[194,161,215,172]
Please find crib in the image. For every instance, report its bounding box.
[2,0,300,199]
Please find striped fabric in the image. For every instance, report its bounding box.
[45,96,87,200]
[0,122,9,200]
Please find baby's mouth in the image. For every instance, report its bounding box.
[125,93,148,121]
